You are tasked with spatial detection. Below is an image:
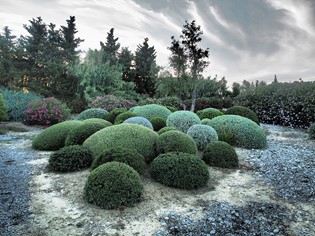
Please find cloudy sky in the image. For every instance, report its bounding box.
[1,0,315,85]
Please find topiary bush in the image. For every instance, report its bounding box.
[23,97,71,126]
[197,108,223,120]
[156,130,197,155]
[114,111,137,124]
[123,116,153,130]
[157,126,177,135]
[0,93,9,121]
[84,162,143,209]
[201,118,212,126]
[65,121,111,146]
[88,95,137,112]
[48,145,93,172]
[77,108,108,120]
[166,110,201,133]
[150,116,166,131]
[203,141,239,168]
[132,104,172,120]
[0,87,41,121]
[32,120,82,151]
[106,108,127,123]
[187,124,218,151]
[225,106,260,124]
[151,152,209,189]
[81,118,112,126]
[83,123,158,163]
[208,115,267,149]
[308,123,315,139]
[90,148,146,175]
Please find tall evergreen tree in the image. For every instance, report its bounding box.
[168,36,187,78]
[118,47,134,82]
[100,28,120,57]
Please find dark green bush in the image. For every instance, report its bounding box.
[203,141,239,168]
[32,121,82,151]
[132,104,172,120]
[156,130,197,155]
[90,148,146,175]
[0,93,9,121]
[114,111,137,124]
[225,106,259,124]
[150,116,166,131]
[84,162,143,209]
[48,145,93,172]
[157,126,177,135]
[198,108,224,120]
[106,108,127,123]
[77,108,108,120]
[151,152,209,189]
[308,123,315,139]
[165,106,178,112]
[185,97,225,110]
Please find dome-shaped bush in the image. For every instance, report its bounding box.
[32,121,81,150]
[198,108,223,120]
[123,116,153,130]
[157,126,177,135]
[208,115,267,149]
[48,145,93,172]
[114,111,137,124]
[84,162,143,209]
[201,118,212,126]
[77,108,108,120]
[150,116,166,131]
[106,108,127,123]
[203,141,239,168]
[83,123,158,163]
[156,130,197,155]
[187,124,218,151]
[82,118,112,126]
[132,104,172,120]
[91,148,146,175]
[65,121,111,146]
[225,106,259,124]
[166,111,201,133]
[308,123,315,139]
[151,152,209,189]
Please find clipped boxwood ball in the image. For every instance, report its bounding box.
[82,118,112,126]
[198,108,223,120]
[48,145,93,172]
[123,116,153,130]
[187,124,218,151]
[157,126,177,135]
[83,123,158,163]
[91,148,146,175]
[132,104,172,120]
[156,130,197,155]
[32,121,81,151]
[84,162,143,209]
[77,108,108,120]
[106,108,127,123]
[203,141,239,168]
[151,152,209,189]
[65,121,111,146]
[150,116,166,131]
[208,115,267,149]
[166,110,201,133]
[201,118,212,126]
[114,111,137,124]
[225,106,259,124]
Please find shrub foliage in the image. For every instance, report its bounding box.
[0,93,9,121]
[150,116,166,131]
[225,106,259,124]
[88,94,137,112]
[187,124,218,151]
[123,116,154,130]
[132,104,172,120]
[166,110,201,133]
[77,108,108,120]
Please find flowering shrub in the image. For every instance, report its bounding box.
[88,95,137,112]
[24,97,70,126]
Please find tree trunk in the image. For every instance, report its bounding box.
[190,86,197,112]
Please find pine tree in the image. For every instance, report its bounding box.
[100,28,120,57]
[118,47,134,82]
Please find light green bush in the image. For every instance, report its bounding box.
[123,116,153,130]
[225,106,259,124]
[157,126,177,135]
[166,110,201,133]
[77,108,108,120]
[114,111,137,124]
[32,121,82,151]
[83,123,158,163]
[132,104,171,120]
[187,124,218,151]
[197,108,223,120]
[208,115,267,149]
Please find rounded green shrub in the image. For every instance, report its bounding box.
[165,106,178,112]
[48,145,93,172]
[166,110,201,133]
[187,124,218,151]
[84,162,143,209]
[82,118,112,126]
[308,123,315,139]
[123,116,153,130]
[198,108,223,120]
[132,104,172,120]
[106,108,126,123]
[77,108,108,120]
[156,130,197,155]
[203,141,239,168]
[65,121,111,146]
[0,93,9,121]
[201,118,212,126]
[90,148,146,175]
[225,106,259,124]
[208,115,267,149]
[114,111,137,124]
[151,152,209,189]
[83,123,158,163]
[157,126,177,135]
[32,121,82,151]
[150,116,166,131]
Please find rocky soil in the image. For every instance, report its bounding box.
[0,123,314,236]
